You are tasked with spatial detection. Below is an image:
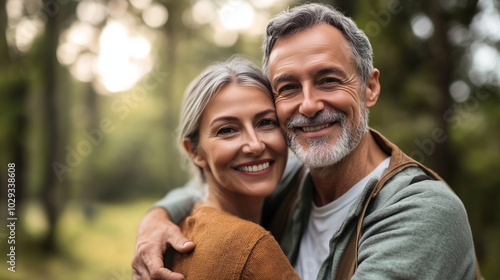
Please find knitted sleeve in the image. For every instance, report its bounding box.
[241,233,301,280]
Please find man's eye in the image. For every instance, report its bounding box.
[217,127,236,135]
[320,77,340,85]
[278,84,299,94]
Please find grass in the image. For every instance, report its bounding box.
[0,199,155,280]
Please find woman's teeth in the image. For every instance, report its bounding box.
[237,162,270,172]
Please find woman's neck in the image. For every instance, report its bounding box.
[201,182,265,224]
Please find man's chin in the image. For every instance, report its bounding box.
[290,144,337,168]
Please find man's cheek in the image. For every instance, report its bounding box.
[276,111,290,131]
[275,102,292,121]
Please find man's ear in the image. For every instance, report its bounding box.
[182,138,207,168]
[364,69,381,108]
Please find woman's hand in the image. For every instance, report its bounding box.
[132,208,195,280]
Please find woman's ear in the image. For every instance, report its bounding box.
[364,69,381,108]
[182,138,207,168]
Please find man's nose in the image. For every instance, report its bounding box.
[298,85,324,118]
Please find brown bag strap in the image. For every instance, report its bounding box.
[335,162,413,280]
[336,162,481,280]
[335,227,358,280]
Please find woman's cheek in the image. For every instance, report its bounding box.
[267,130,287,153]
[210,140,240,164]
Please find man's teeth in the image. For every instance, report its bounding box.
[237,162,270,172]
[301,123,330,132]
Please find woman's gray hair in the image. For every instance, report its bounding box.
[262,3,374,84]
[178,56,272,180]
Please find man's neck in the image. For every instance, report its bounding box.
[310,131,388,206]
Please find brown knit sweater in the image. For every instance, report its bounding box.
[165,204,301,279]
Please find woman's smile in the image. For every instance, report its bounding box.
[232,159,275,176]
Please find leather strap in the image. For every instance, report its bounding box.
[334,162,424,280]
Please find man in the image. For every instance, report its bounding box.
[132,3,478,280]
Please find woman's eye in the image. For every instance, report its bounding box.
[259,118,278,128]
[217,127,236,135]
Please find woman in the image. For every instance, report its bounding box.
[165,57,300,279]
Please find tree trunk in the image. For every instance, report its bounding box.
[428,1,453,181]
[163,1,187,181]
[41,0,63,251]
[0,0,28,222]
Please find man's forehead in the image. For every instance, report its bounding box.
[268,24,353,78]
[270,24,346,53]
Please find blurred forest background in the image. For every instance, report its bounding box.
[0,0,499,279]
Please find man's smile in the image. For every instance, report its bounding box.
[298,122,335,133]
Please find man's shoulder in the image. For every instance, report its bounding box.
[382,166,455,195]
[371,166,467,221]
[357,165,476,279]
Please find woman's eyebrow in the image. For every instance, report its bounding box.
[209,109,276,127]
[255,109,276,119]
[210,116,238,127]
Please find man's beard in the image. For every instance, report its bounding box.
[284,106,369,169]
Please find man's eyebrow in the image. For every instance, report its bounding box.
[272,74,295,85]
[317,67,345,76]
[273,67,346,85]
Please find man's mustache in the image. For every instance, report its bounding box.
[285,108,347,130]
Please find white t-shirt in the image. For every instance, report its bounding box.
[294,157,391,280]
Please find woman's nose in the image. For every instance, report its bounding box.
[241,131,265,156]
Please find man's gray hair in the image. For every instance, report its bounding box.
[262,3,374,84]
[178,56,272,179]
